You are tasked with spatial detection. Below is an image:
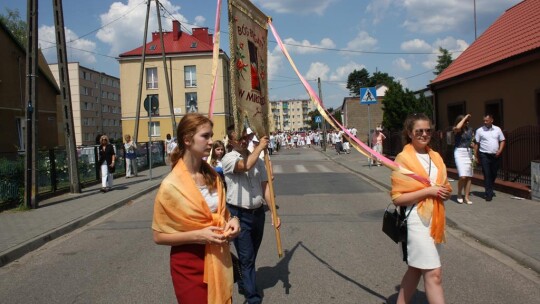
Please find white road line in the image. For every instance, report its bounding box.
[273,165,283,174]
[315,164,332,172]
[294,165,308,172]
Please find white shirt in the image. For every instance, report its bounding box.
[475,125,505,154]
[222,150,268,209]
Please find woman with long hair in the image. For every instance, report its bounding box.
[210,140,226,181]
[152,113,241,303]
[391,113,452,304]
[453,114,474,204]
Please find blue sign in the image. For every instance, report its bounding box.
[360,87,377,104]
[315,116,322,123]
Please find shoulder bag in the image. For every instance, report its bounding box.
[382,203,414,244]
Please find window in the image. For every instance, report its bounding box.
[148,121,160,136]
[485,99,504,129]
[447,101,466,128]
[16,117,25,151]
[146,67,158,89]
[184,66,197,87]
[186,92,198,113]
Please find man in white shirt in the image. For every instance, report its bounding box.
[222,125,279,303]
[474,114,506,201]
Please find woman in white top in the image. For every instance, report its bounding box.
[391,113,452,304]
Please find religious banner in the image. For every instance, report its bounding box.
[228,0,269,137]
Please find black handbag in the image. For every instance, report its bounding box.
[231,253,242,283]
[382,203,414,244]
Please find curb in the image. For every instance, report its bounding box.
[0,183,161,267]
[318,149,540,274]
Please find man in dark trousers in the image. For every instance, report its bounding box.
[222,125,280,304]
[474,114,506,201]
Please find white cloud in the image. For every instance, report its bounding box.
[194,16,206,26]
[267,50,284,80]
[366,0,392,24]
[393,58,412,71]
[281,37,336,54]
[329,62,365,81]
[421,36,469,69]
[398,0,521,34]
[305,62,330,81]
[39,25,97,65]
[253,0,338,15]
[401,39,432,53]
[96,0,189,57]
[346,31,378,52]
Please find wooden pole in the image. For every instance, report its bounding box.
[263,151,282,258]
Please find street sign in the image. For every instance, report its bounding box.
[360,87,377,104]
[315,116,322,123]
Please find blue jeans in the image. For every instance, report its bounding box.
[479,152,501,199]
[227,205,265,304]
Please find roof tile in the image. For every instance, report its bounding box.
[432,0,540,84]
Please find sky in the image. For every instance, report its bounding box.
[0,0,523,108]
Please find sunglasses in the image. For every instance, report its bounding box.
[413,128,433,136]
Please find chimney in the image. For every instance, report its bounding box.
[192,28,211,45]
[172,20,181,41]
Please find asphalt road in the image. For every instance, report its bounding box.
[1,148,538,303]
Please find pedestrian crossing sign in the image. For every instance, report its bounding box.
[360,87,377,104]
[315,116,322,123]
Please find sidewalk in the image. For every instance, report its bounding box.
[315,145,540,273]
[0,165,170,267]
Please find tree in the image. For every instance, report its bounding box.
[434,47,453,75]
[381,83,434,131]
[346,68,370,96]
[369,71,396,87]
[0,8,27,47]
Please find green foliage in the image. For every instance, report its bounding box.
[307,109,319,130]
[346,68,370,96]
[434,47,453,75]
[346,69,397,96]
[370,71,396,88]
[381,83,433,130]
[0,8,27,47]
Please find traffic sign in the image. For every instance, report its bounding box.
[315,116,322,123]
[360,87,377,104]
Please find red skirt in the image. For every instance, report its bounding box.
[170,244,207,304]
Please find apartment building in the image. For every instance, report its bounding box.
[270,99,315,132]
[49,63,122,146]
[117,20,232,141]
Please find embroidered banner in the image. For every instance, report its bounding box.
[228,0,269,137]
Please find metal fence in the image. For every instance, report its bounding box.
[382,125,540,186]
[0,141,166,209]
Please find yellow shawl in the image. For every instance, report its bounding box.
[152,159,233,304]
[391,144,452,243]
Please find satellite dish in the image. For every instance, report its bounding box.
[143,95,159,115]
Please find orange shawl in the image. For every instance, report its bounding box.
[390,144,452,243]
[152,159,233,304]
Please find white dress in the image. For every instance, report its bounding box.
[405,153,441,269]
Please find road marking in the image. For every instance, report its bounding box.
[315,164,332,172]
[294,165,308,172]
[273,165,283,174]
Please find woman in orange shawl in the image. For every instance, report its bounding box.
[391,113,452,304]
[152,113,241,304]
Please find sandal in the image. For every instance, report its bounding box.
[457,196,464,204]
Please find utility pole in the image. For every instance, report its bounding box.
[318,77,327,151]
[155,0,177,137]
[24,0,38,209]
[133,0,151,143]
[53,0,81,193]
[474,0,478,40]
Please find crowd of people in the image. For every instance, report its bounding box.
[105,110,504,304]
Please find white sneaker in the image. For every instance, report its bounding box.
[457,197,464,204]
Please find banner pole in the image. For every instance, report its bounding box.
[263,150,283,258]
